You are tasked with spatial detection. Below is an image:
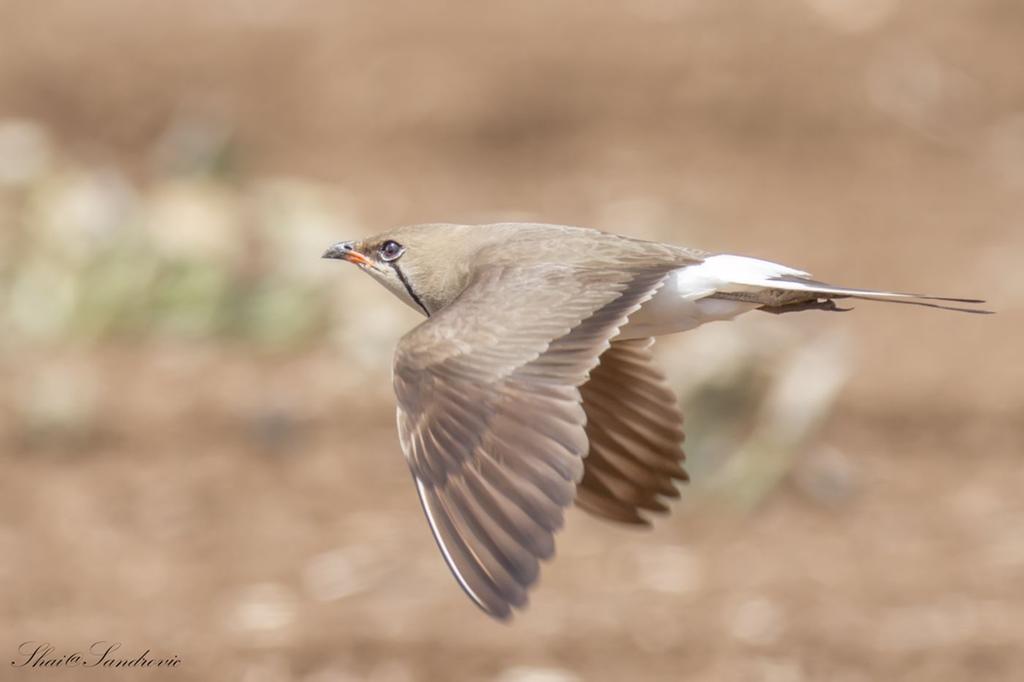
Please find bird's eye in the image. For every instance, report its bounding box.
[378,240,405,262]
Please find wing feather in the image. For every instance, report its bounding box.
[576,338,689,526]
[394,265,672,618]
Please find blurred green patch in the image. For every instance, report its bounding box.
[0,118,353,351]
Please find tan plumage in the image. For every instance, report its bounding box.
[393,262,677,618]
[577,338,688,526]
[323,221,989,620]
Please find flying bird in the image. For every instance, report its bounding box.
[322,222,987,620]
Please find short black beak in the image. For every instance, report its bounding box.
[322,241,355,260]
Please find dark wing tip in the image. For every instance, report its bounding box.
[483,601,516,622]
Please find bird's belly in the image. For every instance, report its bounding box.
[617,266,760,340]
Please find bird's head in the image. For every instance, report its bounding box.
[323,223,487,317]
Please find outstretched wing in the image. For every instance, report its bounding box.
[576,338,688,525]
[393,263,671,619]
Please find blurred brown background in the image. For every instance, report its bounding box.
[1,1,1022,681]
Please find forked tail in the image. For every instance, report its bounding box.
[696,254,993,315]
[759,275,993,315]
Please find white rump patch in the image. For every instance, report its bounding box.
[677,255,811,291]
[619,255,810,339]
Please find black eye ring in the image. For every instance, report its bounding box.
[378,240,405,262]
